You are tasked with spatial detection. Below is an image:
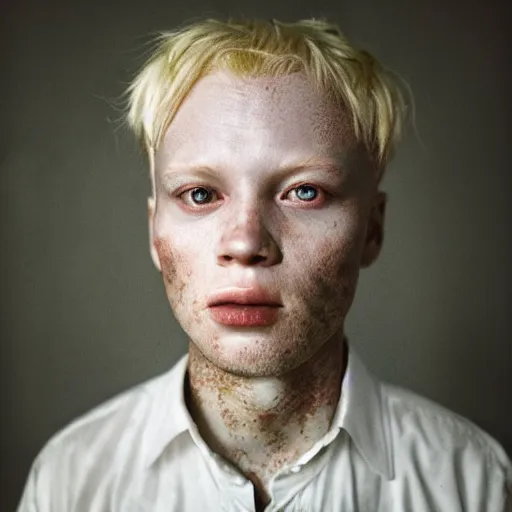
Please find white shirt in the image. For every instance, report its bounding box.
[18,346,512,512]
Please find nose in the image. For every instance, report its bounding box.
[216,206,282,267]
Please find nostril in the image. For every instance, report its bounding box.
[249,255,266,265]
[220,254,266,264]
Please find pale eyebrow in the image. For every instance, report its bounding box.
[276,157,347,178]
[160,157,347,189]
[160,166,220,190]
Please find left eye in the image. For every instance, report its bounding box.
[289,184,319,202]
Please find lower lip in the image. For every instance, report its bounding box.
[209,305,280,326]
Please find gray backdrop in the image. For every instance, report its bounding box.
[2,0,511,509]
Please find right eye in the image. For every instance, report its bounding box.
[179,187,219,207]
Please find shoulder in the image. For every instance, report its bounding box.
[381,382,512,482]
[43,369,169,457]
[382,382,506,458]
[34,376,157,475]
[18,364,183,511]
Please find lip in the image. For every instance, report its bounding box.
[209,304,280,326]
[207,287,283,307]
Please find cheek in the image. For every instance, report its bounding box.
[153,238,177,283]
[153,237,194,308]
[308,242,359,310]
[153,209,197,284]
[293,222,365,323]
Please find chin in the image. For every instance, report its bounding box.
[198,334,313,378]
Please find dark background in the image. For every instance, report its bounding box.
[1,0,511,509]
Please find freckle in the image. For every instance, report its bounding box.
[258,412,278,423]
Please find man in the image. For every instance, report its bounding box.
[18,17,511,512]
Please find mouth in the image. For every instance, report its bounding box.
[208,303,281,327]
[211,301,281,307]
[206,287,282,326]
[207,288,282,308]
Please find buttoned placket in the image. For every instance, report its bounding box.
[186,407,344,511]
[187,421,256,511]
[212,453,256,511]
[268,428,345,511]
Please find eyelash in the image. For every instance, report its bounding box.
[176,184,326,208]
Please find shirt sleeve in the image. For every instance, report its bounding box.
[16,443,62,512]
[505,475,512,512]
[17,456,42,512]
[494,445,512,512]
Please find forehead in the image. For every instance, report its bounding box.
[157,70,358,166]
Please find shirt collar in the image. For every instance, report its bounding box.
[332,345,394,480]
[144,346,394,480]
[144,354,192,468]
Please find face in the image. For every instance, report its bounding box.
[149,70,386,377]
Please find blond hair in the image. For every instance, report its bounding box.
[126,18,410,173]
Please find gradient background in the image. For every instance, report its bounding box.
[1,0,511,509]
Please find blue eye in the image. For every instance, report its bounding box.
[295,185,318,201]
[190,187,213,204]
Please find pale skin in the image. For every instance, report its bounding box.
[148,70,386,509]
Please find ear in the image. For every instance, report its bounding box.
[360,191,387,268]
[148,196,162,272]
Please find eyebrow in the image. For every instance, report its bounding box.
[161,157,346,186]
[277,157,346,177]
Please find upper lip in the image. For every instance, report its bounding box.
[207,288,283,307]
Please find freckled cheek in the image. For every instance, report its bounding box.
[153,228,217,324]
[152,233,195,306]
[294,217,363,270]
[294,230,363,310]
[154,216,191,274]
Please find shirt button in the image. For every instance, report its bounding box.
[232,475,246,486]
[290,465,302,474]
[221,464,245,485]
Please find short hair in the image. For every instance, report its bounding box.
[126,18,410,175]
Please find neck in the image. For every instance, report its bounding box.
[185,335,347,503]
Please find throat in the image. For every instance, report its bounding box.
[186,336,346,485]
